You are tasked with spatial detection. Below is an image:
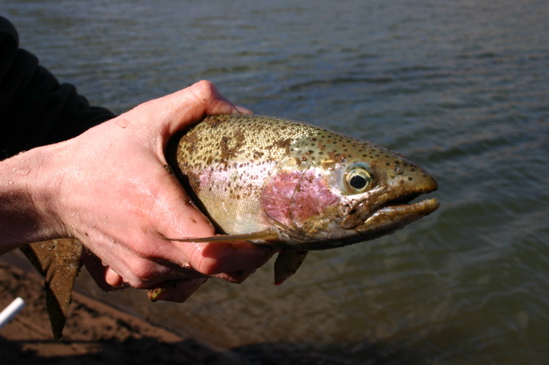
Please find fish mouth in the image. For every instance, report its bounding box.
[379,188,439,211]
[357,191,440,239]
[340,177,439,226]
[371,195,440,221]
[366,170,440,226]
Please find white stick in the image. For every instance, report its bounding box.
[0,297,26,329]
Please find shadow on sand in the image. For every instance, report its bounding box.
[0,334,425,365]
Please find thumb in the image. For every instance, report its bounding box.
[128,80,252,137]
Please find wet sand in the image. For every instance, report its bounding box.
[0,263,243,365]
[0,257,360,365]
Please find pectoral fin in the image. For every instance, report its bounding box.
[274,250,308,285]
[20,239,83,340]
[165,229,280,244]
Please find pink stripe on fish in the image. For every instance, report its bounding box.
[262,169,340,229]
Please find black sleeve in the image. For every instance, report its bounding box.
[0,16,116,158]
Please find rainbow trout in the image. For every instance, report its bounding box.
[167,114,439,284]
[22,114,438,339]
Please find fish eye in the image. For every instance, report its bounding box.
[344,165,373,194]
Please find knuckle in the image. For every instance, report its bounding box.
[125,260,158,287]
[189,246,220,276]
[192,80,218,101]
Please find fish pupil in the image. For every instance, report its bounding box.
[350,175,367,189]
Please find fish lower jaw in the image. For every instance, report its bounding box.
[362,197,440,231]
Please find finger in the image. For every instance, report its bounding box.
[105,267,127,288]
[184,240,276,276]
[82,239,165,290]
[81,248,112,291]
[234,104,253,114]
[82,249,127,291]
[148,80,251,136]
[104,244,213,289]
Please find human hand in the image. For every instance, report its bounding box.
[30,81,273,301]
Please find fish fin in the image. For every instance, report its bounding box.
[20,239,83,340]
[274,250,308,285]
[165,229,280,243]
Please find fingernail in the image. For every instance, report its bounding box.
[234,105,253,114]
[105,267,126,288]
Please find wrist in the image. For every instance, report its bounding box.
[0,144,67,252]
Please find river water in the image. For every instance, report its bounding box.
[2,1,548,364]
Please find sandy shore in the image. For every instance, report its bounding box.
[0,257,360,365]
[0,263,244,365]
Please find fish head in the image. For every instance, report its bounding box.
[261,131,439,249]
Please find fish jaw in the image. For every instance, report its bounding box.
[355,197,439,240]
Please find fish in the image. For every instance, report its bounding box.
[166,114,439,284]
[21,113,439,339]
